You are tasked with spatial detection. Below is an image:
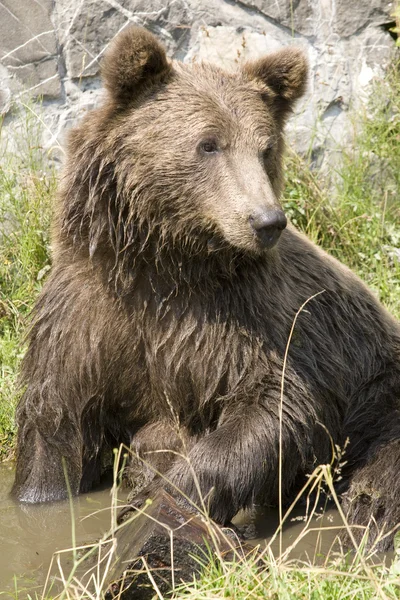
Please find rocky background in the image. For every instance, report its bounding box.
[0,0,398,165]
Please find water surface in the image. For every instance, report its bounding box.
[0,463,350,596]
[0,464,127,595]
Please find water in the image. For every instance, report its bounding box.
[234,504,343,559]
[0,463,347,596]
[0,464,127,596]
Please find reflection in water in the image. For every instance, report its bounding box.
[0,463,345,595]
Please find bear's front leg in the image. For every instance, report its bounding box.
[342,437,400,551]
[164,407,313,524]
[11,264,126,503]
[338,368,400,550]
[12,407,83,503]
[341,440,400,551]
[122,368,320,525]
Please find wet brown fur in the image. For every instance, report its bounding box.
[12,27,400,550]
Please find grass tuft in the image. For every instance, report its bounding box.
[0,105,54,459]
[283,60,400,317]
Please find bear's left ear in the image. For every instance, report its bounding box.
[102,26,171,107]
[243,47,308,118]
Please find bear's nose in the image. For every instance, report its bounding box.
[249,209,287,249]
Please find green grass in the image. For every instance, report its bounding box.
[174,552,400,599]
[0,107,54,459]
[283,61,400,318]
[12,463,400,600]
[173,463,400,600]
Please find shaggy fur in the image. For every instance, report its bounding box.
[13,27,400,551]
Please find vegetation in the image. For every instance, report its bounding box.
[7,463,400,599]
[283,61,400,317]
[0,61,399,598]
[0,107,54,459]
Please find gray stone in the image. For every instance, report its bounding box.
[10,58,60,99]
[237,0,395,38]
[54,0,127,79]
[0,0,397,164]
[0,0,60,98]
[334,0,395,37]
[184,25,292,68]
[0,65,12,115]
[55,0,193,80]
[235,0,315,37]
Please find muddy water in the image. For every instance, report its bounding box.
[0,463,344,596]
[0,464,128,595]
[234,504,343,558]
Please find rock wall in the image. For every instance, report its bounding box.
[0,0,397,164]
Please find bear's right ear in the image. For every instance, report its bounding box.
[102,26,171,106]
[243,47,308,120]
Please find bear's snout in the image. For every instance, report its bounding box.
[249,209,287,249]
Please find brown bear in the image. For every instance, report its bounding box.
[12,26,400,551]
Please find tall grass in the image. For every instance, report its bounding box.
[0,107,54,459]
[283,61,400,317]
[19,461,400,599]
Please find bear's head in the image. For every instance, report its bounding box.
[61,27,307,265]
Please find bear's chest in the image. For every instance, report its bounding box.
[126,256,372,423]
[133,292,340,421]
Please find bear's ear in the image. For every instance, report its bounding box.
[244,48,308,118]
[102,26,171,106]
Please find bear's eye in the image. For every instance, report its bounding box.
[199,139,219,155]
[262,144,274,162]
